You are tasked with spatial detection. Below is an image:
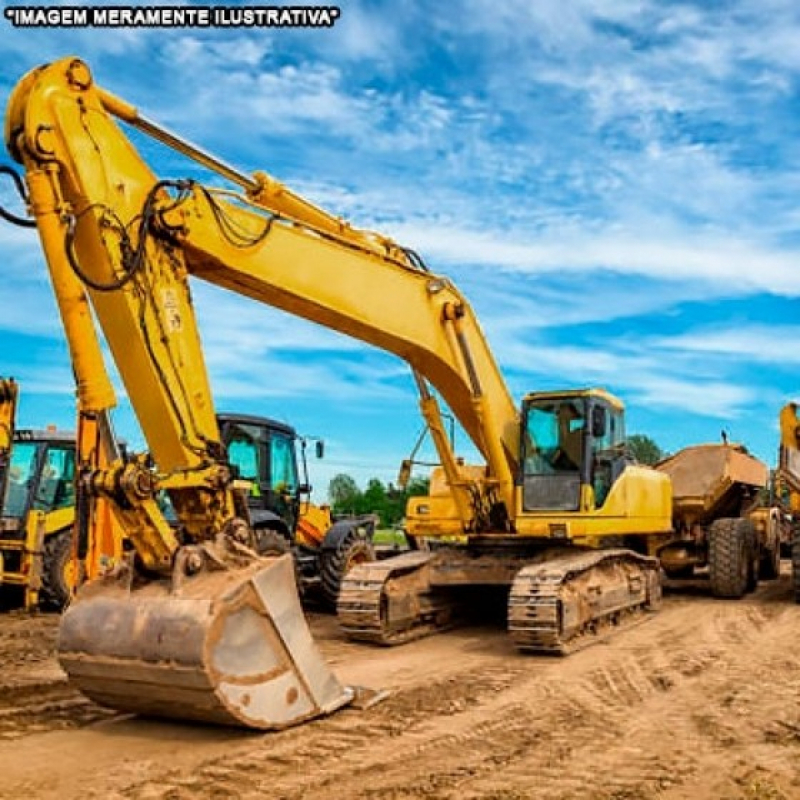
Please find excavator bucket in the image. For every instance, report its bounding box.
[57,554,354,729]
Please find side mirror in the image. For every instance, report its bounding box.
[591,406,607,438]
[315,440,324,459]
[297,482,312,496]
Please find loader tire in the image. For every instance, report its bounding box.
[41,530,82,610]
[254,527,291,557]
[708,517,753,599]
[792,526,800,604]
[319,531,375,611]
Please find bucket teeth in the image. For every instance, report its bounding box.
[58,553,353,729]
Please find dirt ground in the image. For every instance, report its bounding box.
[0,568,799,800]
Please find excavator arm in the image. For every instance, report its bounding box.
[6,57,521,536]
[4,57,354,729]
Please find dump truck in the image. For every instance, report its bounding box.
[655,443,783,597]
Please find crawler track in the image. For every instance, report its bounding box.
[337,550,456,645]
[508,548,661,654]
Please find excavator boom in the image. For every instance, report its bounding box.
[5,57,353,728]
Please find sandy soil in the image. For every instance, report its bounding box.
[0,569,799,800]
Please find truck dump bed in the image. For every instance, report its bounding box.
[655,444,768,525]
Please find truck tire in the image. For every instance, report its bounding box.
[708,517,753,599]
[760,529,781,580]
[319,531,375,611]
[758,515,781,581]
[792,526,800,604]
[41,530,82,610]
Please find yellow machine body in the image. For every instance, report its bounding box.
[5,56,675,687]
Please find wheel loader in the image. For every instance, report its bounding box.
[0,377,122,609]
[1,56,683,728]
[217,412,376,608]
[0,394,373,612]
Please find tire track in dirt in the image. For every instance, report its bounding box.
[2,583,800,800]
[110,587,800,800]
[0,612,116,739]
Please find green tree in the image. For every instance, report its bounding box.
[627,434,663,465]
[328,473,361,513]
[328,473,432,527]
[360,478,388,519]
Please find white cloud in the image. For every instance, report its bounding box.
[650,324,800,365]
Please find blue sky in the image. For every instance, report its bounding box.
[1,1,799,499]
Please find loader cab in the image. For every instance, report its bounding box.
[520,390,626,512]
[217,413,305,534]
[0,429,76,525]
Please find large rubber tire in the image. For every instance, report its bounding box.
[792,526,800,604]
[319,532,375,611]
[708,518,753,599]
[40,530,82,610]
[253,527,291,557]
[760,533,781,581]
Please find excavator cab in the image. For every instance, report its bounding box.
[521,390,627,512]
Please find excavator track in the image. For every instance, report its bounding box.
[507,549,661,655]
[337,551,455,645]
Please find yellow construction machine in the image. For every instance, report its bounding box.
[216,411,377,608]
[3,57,678,727]
[778,402,800,601]
[654,443,782,597]
[0,377,122,609]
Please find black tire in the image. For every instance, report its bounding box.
[253,527,291,556]
[759,524,781,581]
[792,526,800,604]
[40,530,82,610]
[254,527,306,600]
[708,517,753,599]
[319,532,375,611]
[745,522,759,594]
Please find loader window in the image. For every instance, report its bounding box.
[33,445,76,512]
[2,442,37,518]
[270,433,298,495]
[227,424,263,495]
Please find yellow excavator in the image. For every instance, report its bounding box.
[4,56,674,727]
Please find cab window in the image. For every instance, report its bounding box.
[270,433,297,493]
[227,424,263,495]
[2,442,38,517]
[33,445,76,511]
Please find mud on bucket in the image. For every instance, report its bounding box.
[57,553,354,728]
